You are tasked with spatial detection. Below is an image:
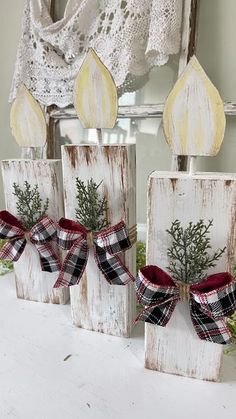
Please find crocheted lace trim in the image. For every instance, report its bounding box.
[10,0,183,107]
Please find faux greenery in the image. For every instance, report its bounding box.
[136,240,146,274]
[0,239,13,275]
[166,219,226,284]
[13,181,49,230]
[75,178,109,231]
[136,240,146,312]
[226,313,236,352]
[225,267,236,354]
[233,264,236,281]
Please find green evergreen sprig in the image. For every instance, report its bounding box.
[136,240,146,274]
[0,239,13,274]
[13,181,49,231]
[166,219,226,284]
[75,178,109,231]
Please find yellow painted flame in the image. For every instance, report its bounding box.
[74,49,118,129]
[163,56,226,156]
[10,84,47,147]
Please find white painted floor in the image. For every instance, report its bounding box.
[1,274,236,419]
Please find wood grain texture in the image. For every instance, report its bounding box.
[73,49,118,129]
[164,56,226,156]
[146,171,236,381]
[10,85,47,148]
[1,160,69,304]
[48,101,236,121]
[62,145,136,337]
[178,0,199,75]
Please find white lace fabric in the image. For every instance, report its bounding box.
[10,0,183,107]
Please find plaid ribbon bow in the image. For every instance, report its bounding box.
[53,218,135,288]
[136,265,236,344]
[0,210,60,272]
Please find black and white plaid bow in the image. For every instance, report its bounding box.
[53,218,135,288]
[136,265,236,344]
[0,210,60,272]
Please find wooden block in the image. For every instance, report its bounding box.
[1,159,69,304]
[62,145,136,337]
[146,171,236,381]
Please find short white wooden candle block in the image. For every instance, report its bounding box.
[62,144,136,337]
[146,171,236,381]
[1,159,69,304]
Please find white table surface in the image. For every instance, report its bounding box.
[1,273,236,419]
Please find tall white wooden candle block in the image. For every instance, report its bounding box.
[146,171,236,381]
[1,159,69,304]
[62,144,136,337]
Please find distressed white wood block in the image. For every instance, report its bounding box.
[146,171,236,381]
[62,144,136,337]
[1,159,69,304]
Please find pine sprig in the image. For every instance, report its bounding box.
[75,178,109,231]
[166,219,226,284]
[13,181,49,230]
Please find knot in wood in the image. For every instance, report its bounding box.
[179,283,190,302]
[86,231,94,250]
[24,231,31,242]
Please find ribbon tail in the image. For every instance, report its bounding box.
[53,241,88,288]
[94,245,134,285]
[34,242,61,273]
[135,299,178,326]
[190,300,232,344]
[0,238,26,262]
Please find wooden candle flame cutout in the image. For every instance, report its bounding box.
[74,48,118,129]
[163,56,226,156]
[10,84,47,148]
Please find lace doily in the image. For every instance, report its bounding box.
[10,0,183,107]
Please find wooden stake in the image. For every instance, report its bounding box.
[189,156,197,175]
[96,128,103,145]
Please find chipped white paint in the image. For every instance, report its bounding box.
[62,144,136,337]
[10,84,47,148]
[146,171,236,381]
[1,159,69,304]
[74,49,118,129]
[163,56,226,156]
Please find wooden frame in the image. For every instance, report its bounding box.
[25,1,236,163]
[46,0,201,172]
